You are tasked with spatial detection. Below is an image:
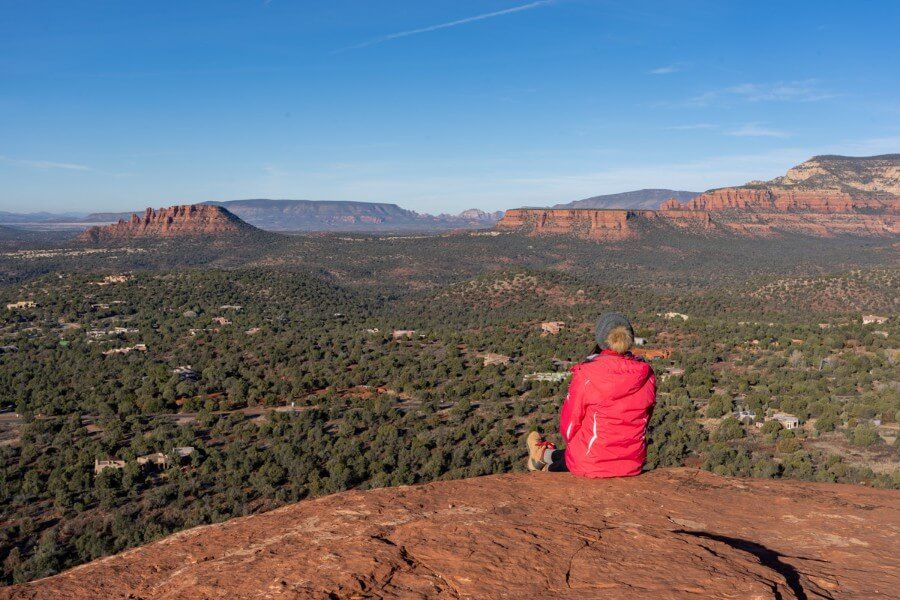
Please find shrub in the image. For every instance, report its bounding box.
[713,418,745,442]
[848,424,881,448]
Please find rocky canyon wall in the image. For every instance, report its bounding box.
[664,188,898,214]
[496,204,898,240]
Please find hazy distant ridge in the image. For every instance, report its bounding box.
[553,189,699,210]
[0,200,504,233]
[203,199,502,232]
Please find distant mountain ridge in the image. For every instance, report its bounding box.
[553,189,699,210]
[203,199,502,232]
[0,211,86,224]
[81,211,135,223]
[1,200,503,233]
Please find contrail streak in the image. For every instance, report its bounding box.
[336,0,557,52]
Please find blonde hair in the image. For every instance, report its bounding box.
[606,326,634,354]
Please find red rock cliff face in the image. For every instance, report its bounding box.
[656,189,898,238]
[78,205,254,243]
[496,208,715,240]
[667,188,898,214]
[497,204,898,240]
[5,469,897,599]
[497,209,643,240]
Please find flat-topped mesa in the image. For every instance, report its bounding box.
[497,208,643,240]
[496,208,714,240]
[78,204,255,243]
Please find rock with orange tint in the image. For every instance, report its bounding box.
[496,208,645,240]
[4,469,897,599]
[668,188,897,214]
[659,198,683,211]
[499,155,899,240]
[496,208,717,240]
[663,154,899,215]
[77,204,257,243]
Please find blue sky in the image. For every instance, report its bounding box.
[1,0,898,214]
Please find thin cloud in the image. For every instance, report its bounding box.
[0,155,92,171]
[649,65,680,75]
[262,164,289,177]
[336,0,557,52]
[687,79,836,107]
[727,123,791,138]
[666,123,716,131]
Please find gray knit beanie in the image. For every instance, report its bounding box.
[595,312,634,350]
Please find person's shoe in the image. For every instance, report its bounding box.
[525,431,555,471]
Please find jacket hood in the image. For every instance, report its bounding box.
[577,350,653,402]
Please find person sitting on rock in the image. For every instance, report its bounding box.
[525,312,656,477]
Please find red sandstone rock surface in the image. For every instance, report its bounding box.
[78,205,255,243]
[665,188,897,214]
[4,469,897,599]
[659,198,683,211]
[496,208,715,240]
[661,155,900,215]
[496,209,645,240]
[495,207,897,239]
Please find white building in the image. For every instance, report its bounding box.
[6,301,36,310]
[173,365,199,380]
[102,344,147,356]
[541,321,565,334]
[136,452,168,468]
[524,372,570,383]
[862,315,888,325]
[172,446,196,458]
[771,412,800,430]
[734,409,757,422]
[94,459,126,475]
[659,312,689,321]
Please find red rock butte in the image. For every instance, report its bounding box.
[77,204,255,243]
[3,469,897,599]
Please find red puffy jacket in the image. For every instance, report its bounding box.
[559,350,656,478]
